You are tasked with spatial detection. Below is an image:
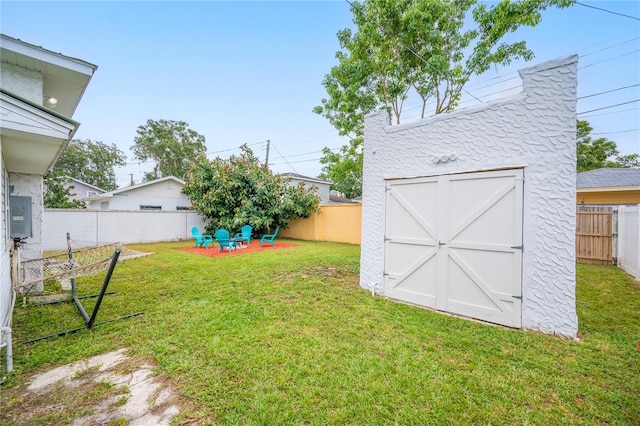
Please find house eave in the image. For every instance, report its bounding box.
[0,90,79,175]
[577,186,640,193]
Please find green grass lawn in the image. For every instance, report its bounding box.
[2,240,639,425]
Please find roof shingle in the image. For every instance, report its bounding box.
[577,168,640,188]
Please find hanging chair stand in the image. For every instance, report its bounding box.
[22,233,145,344]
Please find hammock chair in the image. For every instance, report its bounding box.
[18,238,153,295]
[16,233,154,343]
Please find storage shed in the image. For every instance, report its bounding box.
[360,55,579,338]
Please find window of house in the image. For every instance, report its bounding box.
[140,205,162,210]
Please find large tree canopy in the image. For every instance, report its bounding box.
[314,0,575,198]
[577,120,639,172]
[182,145,320,235]
[44,138,127,208]
[132,119,207,181]
[51,139,127,191]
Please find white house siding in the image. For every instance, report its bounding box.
[43,209,207,250]
[88,181,190,210]
[0,62,42,104]
[361,56,578,337]
[286,178,331,204]
[1,144,12,340]
[65,180,104,202]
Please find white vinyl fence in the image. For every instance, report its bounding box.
[43,209,207,251]
[617,204,640,280]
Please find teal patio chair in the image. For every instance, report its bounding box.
[192,226,214,249]
[235,225,253,246]
[259,226,279,248]
[215,229,236,253]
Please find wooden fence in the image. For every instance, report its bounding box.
[576,206,614,265]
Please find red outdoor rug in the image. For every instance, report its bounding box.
[177,240,300,258]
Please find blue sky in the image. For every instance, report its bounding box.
[2,1,638,188]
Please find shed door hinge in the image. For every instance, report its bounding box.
[512,295,522,300]
[511,245,524,251]
[515,177,525,182]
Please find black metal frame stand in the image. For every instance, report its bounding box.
[22,234,143,343]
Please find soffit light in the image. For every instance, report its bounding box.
[44,95,58,108]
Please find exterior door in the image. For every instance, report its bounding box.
[384,169,523,328]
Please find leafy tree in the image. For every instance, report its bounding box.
[577,120,639,171]
[43,138,126,208]
[613,153,640,169]
[318,139,363,199]
[132,119,206,180]
[314,0,574,198]
[182,145,320,234]
[51,139,127,191]
[43,173,87,209]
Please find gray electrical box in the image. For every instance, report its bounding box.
[10,196,32,239]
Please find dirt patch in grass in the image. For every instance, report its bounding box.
[0,349,182,426]
[177,240,300,258]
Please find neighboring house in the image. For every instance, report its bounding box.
[1,34,97,369]
[329,191,358,204]
[43,176,106,206]
[577,167,640,205]
[85,176,191,211]
[280,172,331,204]
[65,177,106,202]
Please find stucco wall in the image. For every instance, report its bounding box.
[1,62,42,104]
[361,56,578,337]
[280,204,362,244]
[9,173,44,258]
[43,209,207,250]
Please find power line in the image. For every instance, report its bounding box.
[579,37,640,58]
[578,99,640,115]
[579,106,639,119]
[270,142,299,174]
[591,129,639,136]
[579,49,640,70]
[578,84,640,100]
[576,2,640,21]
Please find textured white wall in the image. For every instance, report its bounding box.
[361,56,578,337]
[8,173,44,292]
[43,210,207,250]
[1,62,43,104]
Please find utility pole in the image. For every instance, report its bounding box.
[265,139,270,167]
[129,174,134,186]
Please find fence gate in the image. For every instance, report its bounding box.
[576,206,614,265]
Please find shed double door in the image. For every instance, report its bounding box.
[383,169,523,328]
